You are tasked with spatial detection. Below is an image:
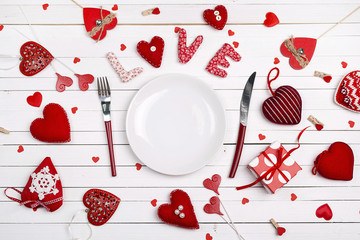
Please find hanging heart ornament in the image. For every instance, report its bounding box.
[19,41,54,76]
[334,70,360,112]
[83,8,117,41]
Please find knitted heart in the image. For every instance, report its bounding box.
[203,196,223,215]
[83,189,120,226]
[4,157,63,212]
[280,37,317,70]
[75,74,94,91]
[203,5,227,30]
[177,28,203,64]
[56,73,73,92]
[158,189,199,229]
[27,91,42,107]
[316,203,333,221]
[262,67,302,125]
[203,174,221,195]
[19,41,54,76]
[334,71,360,112]
[30,103,71,143]
[83,8,117,41]
[137,36,164,68]
[312,142,354,181]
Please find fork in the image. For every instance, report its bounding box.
[97,77,116,176]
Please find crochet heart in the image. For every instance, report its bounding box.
[203,5,227,30]
[334,71,360,112]
[177,28,203,64]
[27,92,42,107]
[30,103,71,143]
[158,189,199,229]
[316,203,333,221]
[262,85,302,125]
[312,142,354,181]
[56,73,73,92]
[19,41,54,76]
[137,36,164,68]
[83,189,120,226]
[203,174,221,195]
[83,8,117,41]
[75,74,94,91]
[280,37,317,70]
[203,196,223,215]
[264,12,279,27]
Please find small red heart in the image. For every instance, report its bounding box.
[75,74,94,91]
[152,7,160,15]
[17,145,24,153]
[27,92,42,107]
[120,44,127,51]
[233,41,239,48]
[203,5,228,30]
[291,193,297,201]
[277,227,286,236]
[242,197,249,205]
[264,12,279,27]
[42,4,49,10]
[137,36,164,68]
[315,124,323,131]
[56,73,73,92]
[203,174,221,195]
[83,8,117,41]
[0,25,4,31]
[274,57,280,64]
[341,61,348,68]
[258,134,266,141]
[151,199,157,207]
[348,120,355,128]
[135,163,142,170]
[323,76,332,83]
[206,233,213,240]
[73,57,80,64]
[204,196,223,215]
[92,156,100,163]
[71,107,78,114]
[112,4,118,11]
[316,203,333,221]
[174,27,180,33]
[228,30,235,36]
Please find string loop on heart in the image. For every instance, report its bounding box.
[68,209,93,240]
[312,150,327,175]
[284,36,309,69]
[267,67,280,96]
[88,6,116,42]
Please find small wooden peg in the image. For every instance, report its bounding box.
[0,127,10,134]
[308,115,324,131]
[270,218,279,229]
[270,218,286,236]
[314,71,332,83]
[142,8,156,16]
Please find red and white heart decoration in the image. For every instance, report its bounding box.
[203,5,228,30]
[177,28,203,64]
[137,36,165,68]
[334,70,360,113]
[83,7,117,42]
[107,52,144,82]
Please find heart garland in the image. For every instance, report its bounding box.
[137,36,165,68]
[75,73,95,91]
[203,5,228,30]
[203,174,221,195]
[177,28,203,64]
[334,70,360,113]
[107,52,144,82]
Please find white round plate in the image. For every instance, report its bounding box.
[126,74,226,175]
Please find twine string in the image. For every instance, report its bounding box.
[68,210,93,240]
[87,7,116,42]
[71,0,84,9]
[284,35,309,69]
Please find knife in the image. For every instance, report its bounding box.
[229,72,256,178]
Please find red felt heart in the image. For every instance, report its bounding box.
[291,193,297,201]
[262,85,302,125]
[264,12,279,27]
[158,189,199,229]
[203,174,221,195]
[242,198,249,205]
[152,7,160,15]
[17,145,24,153]
[204,196,223,215]
[56,73,73,92]
[30,103,71,143]
[316,203,333,221]
[335,71,360,112]
[277,227,286,236]
[313,142,354,181]
[203,5,227,30]
[83,8,117,41]
[137,36,164,68]
[27,91,42,107]
[151,199,157,207]
[92,156,99,163]
[19,41,54,76]
[280,37,317,70]
[83,189,120,226]
[258,134,266,140]
[348,120,355,128]
[75,74,94,91]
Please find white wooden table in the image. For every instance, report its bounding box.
[1,0,360,239]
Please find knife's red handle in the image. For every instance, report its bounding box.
[105,121,117,177]
[229,124,246,178]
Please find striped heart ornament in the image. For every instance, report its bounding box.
[262,67,302,125]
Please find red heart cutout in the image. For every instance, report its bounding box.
[313,142,354,181]
[258,134,266,141]
[83,8,117,41]
[335,71,360,112]
[83,189,120,226]
[27,91,42,107]
[277,227,286,236]
[242,198,249,205]
[135,163,142,171]
[341,61,348,68]
[152,7,160,15]
[228,30,235,36]
[274,57,280,64]
[151,199,157,207]
[73,57,80,64]
[30,103,71,143]
[203,5,227,30]
[291,193,297,201]
[112,4,118,11]
[206,233,213,240]
[174,27,180,33]
[71,107,78,114]
[204,196,223,215]
[19,41,54,76]
[348,120,355,128]
[137,36,164,68]
[92,156,100,163]
[75,74,94,91]
[203,174,221,195]
[56,73,73,92]
[120,44,127,51]
[280,37,317,70]
[323,76,332,83]
[0,25,4,31]
[316,203,333,221]
[158,189,199,229]
[233,41,239,48]
[17,145,24,153]
[42,3,49,10]
[264,12,279,27]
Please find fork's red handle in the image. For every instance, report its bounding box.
[105,121,116,177]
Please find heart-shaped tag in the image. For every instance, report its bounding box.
[137,36,164,68]
[83,8,117,41]
[27,92,42,107]
[264,12,279,27]
[30,103,71,143]
[313,142,354,181]
[334,71,360,112]
[203,174,221,195]
[203,5,227,30]
[107,52,143,82]
[157,189,199,229]
[315,203,333,221]
[75,74,94,91]
[280,37,317,70]
[56,73,73,92]
[19,41,54,76]
[203,196,223,215]
[177,28,203,64]
[277,227,286,236]
[83,189,120,226]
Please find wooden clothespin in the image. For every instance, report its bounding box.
[270,218,286,236]
[308,115,324,131]
[314,71,332,83]
[0,127,10,134]
[142,7,160,16]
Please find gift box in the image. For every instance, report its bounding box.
[247,141,302,193]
